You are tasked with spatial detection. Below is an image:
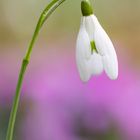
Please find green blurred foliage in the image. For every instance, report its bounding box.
[0,0,140,64]
[0,0,140,39]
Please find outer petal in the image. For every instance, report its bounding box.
[92,15,118,79]
[84,15,95,41]
[102,54,118,79]
[76,17,91,82]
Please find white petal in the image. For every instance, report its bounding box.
[92,15,118,79]
[77,17,91,59]
[84,15,95,41]
[76,18,91,82]
[102,54,118,79]
[87,53,103,75]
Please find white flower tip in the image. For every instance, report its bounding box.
[108,71,118,80]
[78,68,91,82]
[81,77,90,83]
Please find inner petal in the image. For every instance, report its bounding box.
[87,53,103,76]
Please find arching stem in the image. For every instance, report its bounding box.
[6,0,66,140]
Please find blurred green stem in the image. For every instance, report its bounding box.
[6,0,66,140]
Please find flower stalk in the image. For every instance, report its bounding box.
[6,0,66,140]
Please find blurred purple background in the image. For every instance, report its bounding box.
[0,0,140,140]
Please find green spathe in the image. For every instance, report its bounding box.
[81,0,93,16]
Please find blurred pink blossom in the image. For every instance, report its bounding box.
[0,42,140,140]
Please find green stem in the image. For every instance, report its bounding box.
[6,59,28,140]
[6,0,66,140]
[25,0,66,61]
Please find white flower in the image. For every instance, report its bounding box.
[76,14,118,82]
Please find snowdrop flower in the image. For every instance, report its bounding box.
[76,0,118,82]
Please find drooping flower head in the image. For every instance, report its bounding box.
[76,0,118,82]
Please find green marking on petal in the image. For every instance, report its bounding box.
[90,41,98,53]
